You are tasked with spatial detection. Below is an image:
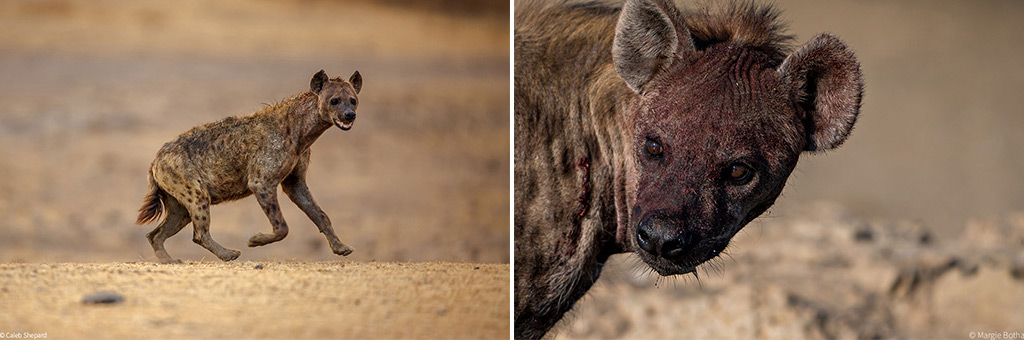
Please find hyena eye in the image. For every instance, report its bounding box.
[329,98,341,106]
[645,139,663,157]
[349,98,357,106]
[724,163,754,185]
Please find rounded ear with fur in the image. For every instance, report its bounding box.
[349,71,362,94]
[310,69,329,95]
[778,34,864,152]
[613,0,694,94]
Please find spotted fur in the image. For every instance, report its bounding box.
[137,70,363,263]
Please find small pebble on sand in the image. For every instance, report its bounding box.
[82,291,124,304]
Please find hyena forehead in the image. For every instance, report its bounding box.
[322,80,358,97]
[636,49,801,152]
[646,46,790,118]
[310,70,362,99]
[614,0,864,152]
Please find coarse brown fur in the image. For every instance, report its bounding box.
[514,0,863,338]
[137,70,363,263]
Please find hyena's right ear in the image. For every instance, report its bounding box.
[349,71,362,94]
[613,0,694,94]
[310,69,329,94]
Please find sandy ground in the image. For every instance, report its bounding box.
[0,261,510,339]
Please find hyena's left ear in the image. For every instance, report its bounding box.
[613,0,694,94]
[779,34,864,152]
[349,71,362,94]
[311,69,329,94]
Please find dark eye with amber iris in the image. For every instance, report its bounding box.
[330,98,340,106]
[350,98,357,105]
[645,139,663,157]
[725,163,754,185]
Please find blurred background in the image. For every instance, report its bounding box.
[553,0,1024,338]
[0,0,509,263]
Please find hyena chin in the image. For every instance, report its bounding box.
[136,69,363,264]
[514,0,863,337]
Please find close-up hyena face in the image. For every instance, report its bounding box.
[625,44,806,276]
[515,0,864,337]
[310,70,363,131]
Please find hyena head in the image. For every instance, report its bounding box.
[613,0,863,275]
[310,69,363,131]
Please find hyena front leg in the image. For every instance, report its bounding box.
[247,183,290,247]
[282,175,354,256]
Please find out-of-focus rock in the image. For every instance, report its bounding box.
[82,291,124,304]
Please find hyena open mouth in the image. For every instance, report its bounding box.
[335,119,354,131]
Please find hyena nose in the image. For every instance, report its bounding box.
[637,214,695,261]
[344,110,356,121]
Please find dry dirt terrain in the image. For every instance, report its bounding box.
[0,0,509,338]
[0,261,509,339]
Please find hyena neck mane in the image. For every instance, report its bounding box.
[257,91,330,151]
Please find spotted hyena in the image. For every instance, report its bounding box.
[137,70,363,263]
[514,0,863,337]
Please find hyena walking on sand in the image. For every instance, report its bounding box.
[515,0,863,337]
[137,70,362,263]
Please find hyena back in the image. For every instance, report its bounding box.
[137,70,362,263]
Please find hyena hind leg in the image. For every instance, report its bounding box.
[182,191,241,261]
[146,196,191,264]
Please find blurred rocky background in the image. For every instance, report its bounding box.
[556,204,1024,338]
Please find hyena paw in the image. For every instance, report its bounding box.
[332,244,354,256]
[218,249,241,262]
[248,233,284,247]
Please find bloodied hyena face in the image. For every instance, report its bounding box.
[310,70,363,131]
[613,0,862,276]
[625,45,805,275]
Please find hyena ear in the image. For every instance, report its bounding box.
[779,34,864,152]
[310,69,329,94]
[613,0,693,94]
[349,71,362,94]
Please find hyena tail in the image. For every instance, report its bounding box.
[136,170,165,225]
